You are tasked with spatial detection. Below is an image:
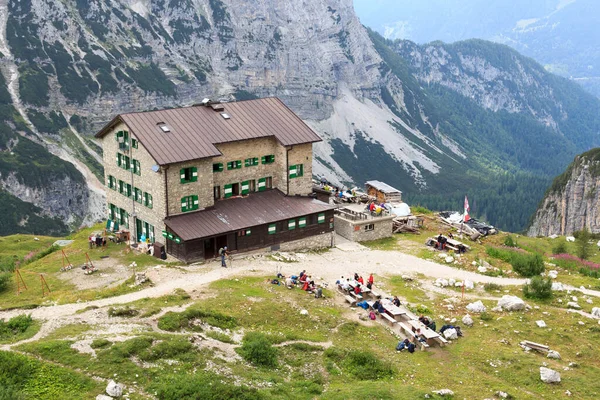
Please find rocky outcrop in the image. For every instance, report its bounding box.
[528,149,600,236]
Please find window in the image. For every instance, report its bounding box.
[289,164,303,178]
[224,184,233,198]
[108,203,117,220]
[134,188,143,203]
[245,157,259,167]
[107,175,116,190]
[181,195,199,212]
[365,224,374,231]
[318,213,325,224]
[214,186,221,200]
[237,229,251,237]
[288,219,296,230]
[231,183,240,196]
[116,130,129,150]
[258,177,273,192]
[120,155,130,171]
[131,138,138,149]
[118,180,125,194]
[180,167,198,183]
[299,217,307,228]
[157,123,170,132]
[119,208,129,228]
[262,154,275,164]
[116,153,122,167]
[132,159,141,175]
[268,223,277,235]
[213,163,223,172]
[144,192,153,209]
[227,160,242,170]
[125,183,132,198]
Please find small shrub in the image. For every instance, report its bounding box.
[511,253,544,277]
[504,235,517,247]
[480,312,493,321]
[0,315,33,340]
[523,276,553,300]
[143,338,194,361]
[343,350,393,380]
[149,372,262,400]
[483,282,502,292]
[0,273,10,293]
[411,206,433,215]
[415,304,430,314]
[238,332,278,368]
[205,330,235,344]
[158,308,237,332]
[552,240,568,255]
[90,338,111,349]
[108,306,139,318]
[110,336,153,359]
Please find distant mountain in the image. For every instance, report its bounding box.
[0,0,600,235]
[354,0,600,97]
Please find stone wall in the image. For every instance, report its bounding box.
[278,231,335,252]
[286,143,314,196]
[334,214,394,242]
[165,158,214,215]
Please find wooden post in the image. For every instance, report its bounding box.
[15,269,27,295]
[61,249,73,271]
[40,274,51,297]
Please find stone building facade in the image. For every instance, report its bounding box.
[334,213,394,242]
[97,98,332,261]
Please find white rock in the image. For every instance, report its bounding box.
[471,261,477,266]
[96,396,113,400]
[578,321,585,325]
[448,278,456,286]
[106,381,123,398]
[496,391,509,399]
[548,270,558,279]
[497,295,526,311]
[536,320,547,328]
[433,389,454,396]
[567,302,581,309]
[477,266,487,273]
[443,328,458,340]
[540,367,561,383]
[586,298,593,304]
[445,256,454,263]
[566,236,575,242]
[435,278,449,287]
[558,299,563,303]
[547,350,561,359]
[549,234,558,239]
[300,309,308,315]
[592,307,600,318]
[450,318,456,323]
[551,282,564,291]
[491,306,503,312]
[445,305,455,311]
[565,390,572,396]
[454,281,463,287]
[466,300,486,313]
[464,280,474,290]
[572,296,578,302]
[462,314,474,327]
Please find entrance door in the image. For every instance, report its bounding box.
[204,238,215,259]
[135,218,142,242]
[215,235,228,254]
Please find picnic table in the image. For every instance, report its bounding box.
[381,299,407,320]
[406,319,446,346]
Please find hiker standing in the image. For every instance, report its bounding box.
[219,246,229,267]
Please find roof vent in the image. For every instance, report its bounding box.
[157,122,170,132]
[211,103,225,111]
[221,113,231,120]
[201,98,211,105]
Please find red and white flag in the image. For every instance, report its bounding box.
[463,195,470,222]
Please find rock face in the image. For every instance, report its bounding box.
[529,149,600,236]
[466,301,486,313]
[540,367,561,383]
[497,295,526,311]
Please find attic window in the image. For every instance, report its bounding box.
[157,122,170,132]
[221,113,231,120]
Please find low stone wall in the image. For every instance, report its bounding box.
[278,231,335,252]
[334,215,394,242]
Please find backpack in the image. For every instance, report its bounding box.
[218,248,224,256]
[429,321,437,332]
[456,326,463,337]
[369,311,376,320]
[407,343,416,353]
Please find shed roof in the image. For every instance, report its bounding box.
[95,97,322,166]
[365,180,402,194]
[164,189,336,241]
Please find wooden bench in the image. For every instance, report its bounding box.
[344,295,356,306]
[381,313,397,326]
[369,290,382,299]
[366,300,375,309]
[350,292,363,300]
[434,336,448,346]
[398,323,429,349]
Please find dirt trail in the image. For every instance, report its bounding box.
[1,246,598,324]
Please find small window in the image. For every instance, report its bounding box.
[221,113,231,119]
[268,223,277,235]
[289,164,304,178]
[181,195,199,212]
[122,155,130,171]
[299,217,307,228]
[227,160,242,170]
[134,188,143,203]
[157,122,170,132]
[107,175,116,190]
[213,163,223,172]
[365,224,374,231]
[262,155,275,164]
[318,213,325,224]
[119,208,129,228]
[132,159,141,175]
[144,192,153,209]
[126,183,132,198]
[180,167,198,183]
[131,138,138,149]
[288,219,296,230]
[245,157,259,167]
[116,130,129,150]
[258,177,273,192]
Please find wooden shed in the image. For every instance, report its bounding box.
[365,180,402,204]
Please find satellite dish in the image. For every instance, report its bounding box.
[151,165,160,173]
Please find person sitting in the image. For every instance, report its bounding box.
[302,280,310,291]
[437,234,443,249]
[354,284,362,295]
[354,272,359,281]
[373,300,381,310]
[366,282,372,290]
[299,270,306,279]
[377,302,386,314]
[299,273,308,283]
[290,275,299,284]
[440,325,462,336]
[418,315,430,326]
[341,279,351,291]
[369,201,376,212]
[357,276,364,285]
[396,338,410,351]
[314,286,323,298]
[413,329,427,343]
[335,276,345,284]
[392,296,401,307]
[448,232,454,239]
[285,276,295,289]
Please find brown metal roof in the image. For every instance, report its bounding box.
[95,97,322,166]
[164,189,335,241]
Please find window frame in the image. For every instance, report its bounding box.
[181,195,199,212]
[289,164,304,179]
[245,157,259,167]
[317,213,325,224]
[288,219,296,230]
[268,223,277,235]
[213,163,224,172]
[180,167,198,184]
[261,154,275,164]
[227,160,242,170]
[144,192,153,209]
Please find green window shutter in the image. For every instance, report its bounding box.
[288,219,296,230]
[245,158,251,167]
[124,156,130,170]
[258,178,266,192]
[135,188,142,203]
[132,138,138,149]
[246,229,251,236]
[118,180,123,194]
[268,224,277,235]
[261,156,266,164]
[289,165,297,179]
[191,167,198,182]
[180,168,186,184]
[297,164,303,177]
[116,153,121,167]
[213,163,223,172]
[126,184,132,197]
[253,157,258,166]
[318,213,325,224]
[236,160,242,169]
[299,217,307,228]
[181,196,188,212]
[227,161,233,170]
[192,195,199,210]
[241,180,249,195]
[224,184,233,198]
[133,160,141,175]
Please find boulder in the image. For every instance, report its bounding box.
[571,296,578,302]
[548,270,558,279]
[591,307,600,318]
[464,280,474,290]
[435,278,449,287]
[462,314,474,327]
[466,300,486,313]
[566,302,581,309]
[448,278,456,286]
[536,320,547,328]
[300,309,308,315]
[477,266,488,273]
[433,389,454,397]
[454,281,463,287]
[445,256,454,264]
[551,282,564,291]
[106,380,123,398]
[96,396,113,400]
[566,236,575,242]
[540,367,561,383]
[547,350,561,359]
[497,295,526,311]
[443,328,458,340]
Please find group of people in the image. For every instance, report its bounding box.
[278,270,323,298]
[367,201,389,216]
[396,315,463,354]
[337,272,375,295]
